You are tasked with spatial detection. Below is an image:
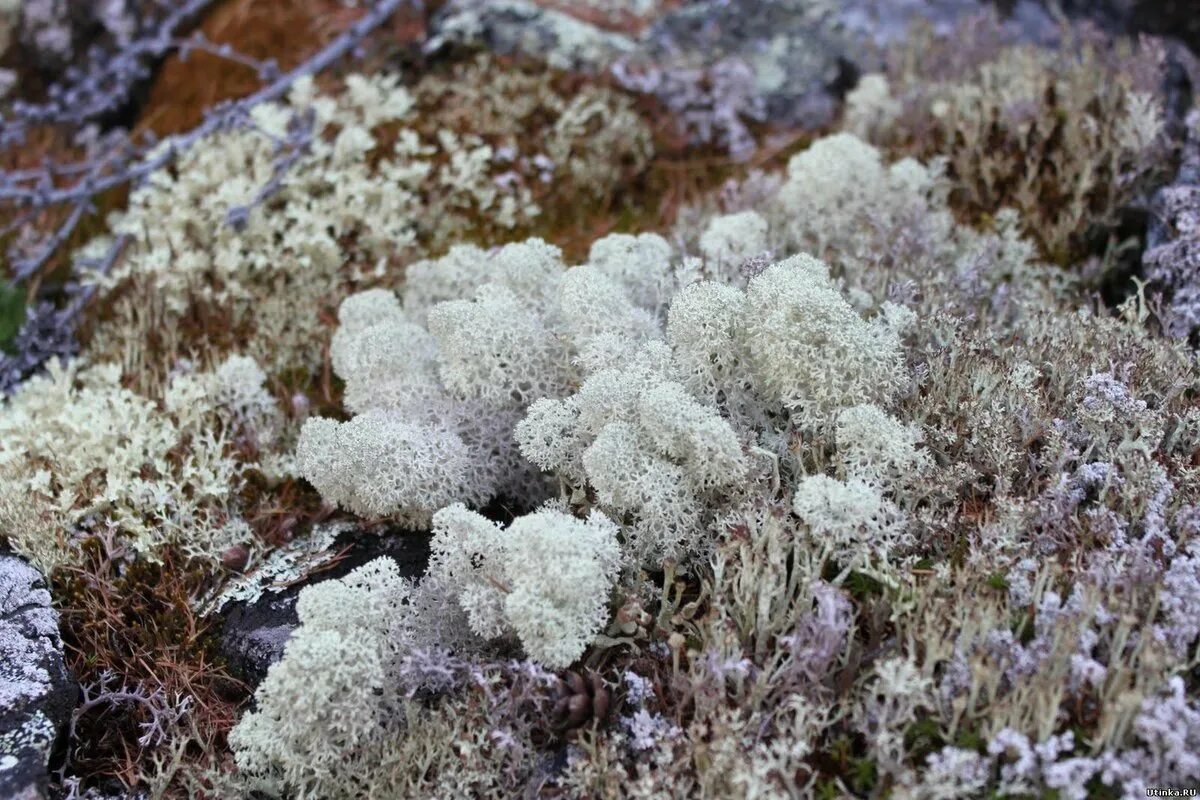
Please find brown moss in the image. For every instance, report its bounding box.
[51,545,246,793]
[239,474,333,549]
[136,0,424,138]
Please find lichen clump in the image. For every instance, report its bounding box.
[81,63,652,389]
[844,20,1168,266]
[2,9,1199,800]
[0,356,278,571]
[225,130,1200,799]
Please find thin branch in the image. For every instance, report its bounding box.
[9,199,89,281]
[1,0,409,207]
[0,0,420,393]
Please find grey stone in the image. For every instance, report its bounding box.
[1053,0,1200,57]
[427,0,637,73]
[218,526,431,688]
[632,0,1060,125]
[428,0,1059,157]
[0,554,75,800]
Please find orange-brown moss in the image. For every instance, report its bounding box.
[52,545,245,793]
[136,0,424,138]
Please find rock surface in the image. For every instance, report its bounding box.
[218,525,431,687]
[0,554,75,800]
[1054,0,1200,56]
[631,0,1055,127]
[430,0,1200,163]
[429,0,1058,158]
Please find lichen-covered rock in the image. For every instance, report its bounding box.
[0,554,75,800]
[433,0,1059,159]
[628,0,851,131]
[427,0,637,72]
[625,0,1058,140]
[217,526,431,687]
[836,0,1058,48]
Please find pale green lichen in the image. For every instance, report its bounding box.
[0,355,278,570]
[197,522,351,616]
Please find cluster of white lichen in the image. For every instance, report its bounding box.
[0,355,278,570]
[295,233,677,525]
[228,558,413,797]
[227,502,620,795]
[78,68,651,389]
[224,124,1200,800]
[300,223,916,569]
[426,504,621,667]
[226,130,959,795]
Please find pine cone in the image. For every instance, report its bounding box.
[613,596,652,638]
[551,670,611,732]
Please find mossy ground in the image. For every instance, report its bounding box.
[0,2,1193,797]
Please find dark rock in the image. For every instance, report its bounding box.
[216,525,430,688]
[1053,0,1200,57]
[219,594,299,693]
[1160,43,1199,142]
[0,555,75,800]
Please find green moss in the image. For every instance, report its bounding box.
[0,283,24,351]
[903,717,944,762]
